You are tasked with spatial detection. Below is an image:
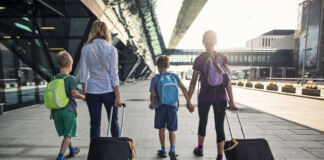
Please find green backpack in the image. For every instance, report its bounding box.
[44,75,70,109]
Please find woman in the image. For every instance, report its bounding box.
[80,20,122,140]
[187,30,236,160]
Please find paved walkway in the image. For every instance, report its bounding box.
[233,87,324,132]
[0,80,324,160]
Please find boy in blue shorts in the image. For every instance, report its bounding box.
[52,51,85,160]
[149,55,194,160]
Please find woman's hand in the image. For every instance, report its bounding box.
[114,97,122,107]
[79,95,85,101]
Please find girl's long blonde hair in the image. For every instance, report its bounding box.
[86,20,111,44]
[203,30,223,73]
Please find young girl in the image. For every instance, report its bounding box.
[187,30,236,160]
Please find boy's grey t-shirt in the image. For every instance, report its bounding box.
[149,71,180,108]
[53,73,78,114]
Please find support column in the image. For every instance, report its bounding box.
[282,67,287,78]
[251,68,257,80]
[256,68,261,80]
[269,67,273,80]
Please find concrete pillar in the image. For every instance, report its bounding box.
[282,67,287,78]
[251,68,258,80]
[244,70,248,79]
[269,67,273,80]
[0,103,4,116]
[256,68,261,80]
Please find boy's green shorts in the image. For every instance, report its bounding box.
[54,109,77,138]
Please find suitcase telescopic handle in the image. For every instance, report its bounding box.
[107,103,126,137]
[225,94,246,140]
[225,109,246,139]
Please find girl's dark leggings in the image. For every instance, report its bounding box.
[198,100,226,143]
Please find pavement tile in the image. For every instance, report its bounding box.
[276,135,324,141]
[303,148,324,158]
[272,148,317,158]
[290,129,324,135]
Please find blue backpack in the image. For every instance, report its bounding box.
[157,73,178,105]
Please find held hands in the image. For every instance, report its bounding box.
[186,102,195,113]
[149,103,154,110]
[81,90,86,101]
[81,95,86,101]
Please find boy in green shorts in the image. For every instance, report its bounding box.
[52,51,85,160]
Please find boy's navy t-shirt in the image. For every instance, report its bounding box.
[52,73,78,114]
[149,71,180,109]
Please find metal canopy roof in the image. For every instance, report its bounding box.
[136,0,166,61]
[168,0,208,49]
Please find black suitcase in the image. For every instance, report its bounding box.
[224,108,274,160]
[87,103,136,160]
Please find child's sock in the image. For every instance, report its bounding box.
[170,145,175,152]
[161,146,166,153]
[70,147,76,152]
[198,144,203,150]
[58,153,64,160]
[216,154,223,160]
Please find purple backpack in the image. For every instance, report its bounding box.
[203,54,227,87]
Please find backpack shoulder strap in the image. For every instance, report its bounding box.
[219,53,227,66]
[62,75,70,80]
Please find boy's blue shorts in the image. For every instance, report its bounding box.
[154,104,178,131]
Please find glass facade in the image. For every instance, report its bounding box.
[0,0,96,110]
[136,0,166,60]
[0,0,159,111]
[298,0,322,72]
[165,49,293,67]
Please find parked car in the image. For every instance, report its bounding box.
[230,75,239,80]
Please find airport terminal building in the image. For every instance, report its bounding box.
[0,0,165,111]
[0,0,324,111]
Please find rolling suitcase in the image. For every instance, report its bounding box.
[224,108,275,160]
[87,103,136,160]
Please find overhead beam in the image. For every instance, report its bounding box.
[168,0,208,48]
[80,0,128,44]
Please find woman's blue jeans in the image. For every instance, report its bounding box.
[86,92,120,140]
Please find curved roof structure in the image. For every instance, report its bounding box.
[168,0,208,49]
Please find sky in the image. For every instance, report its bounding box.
[156,0,304,49]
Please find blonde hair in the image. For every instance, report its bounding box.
[203,30,222,72]
[202,30,217,49]
[87,20,111,44]
[57,50,73,68]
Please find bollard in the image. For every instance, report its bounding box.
[0,103,4,116]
